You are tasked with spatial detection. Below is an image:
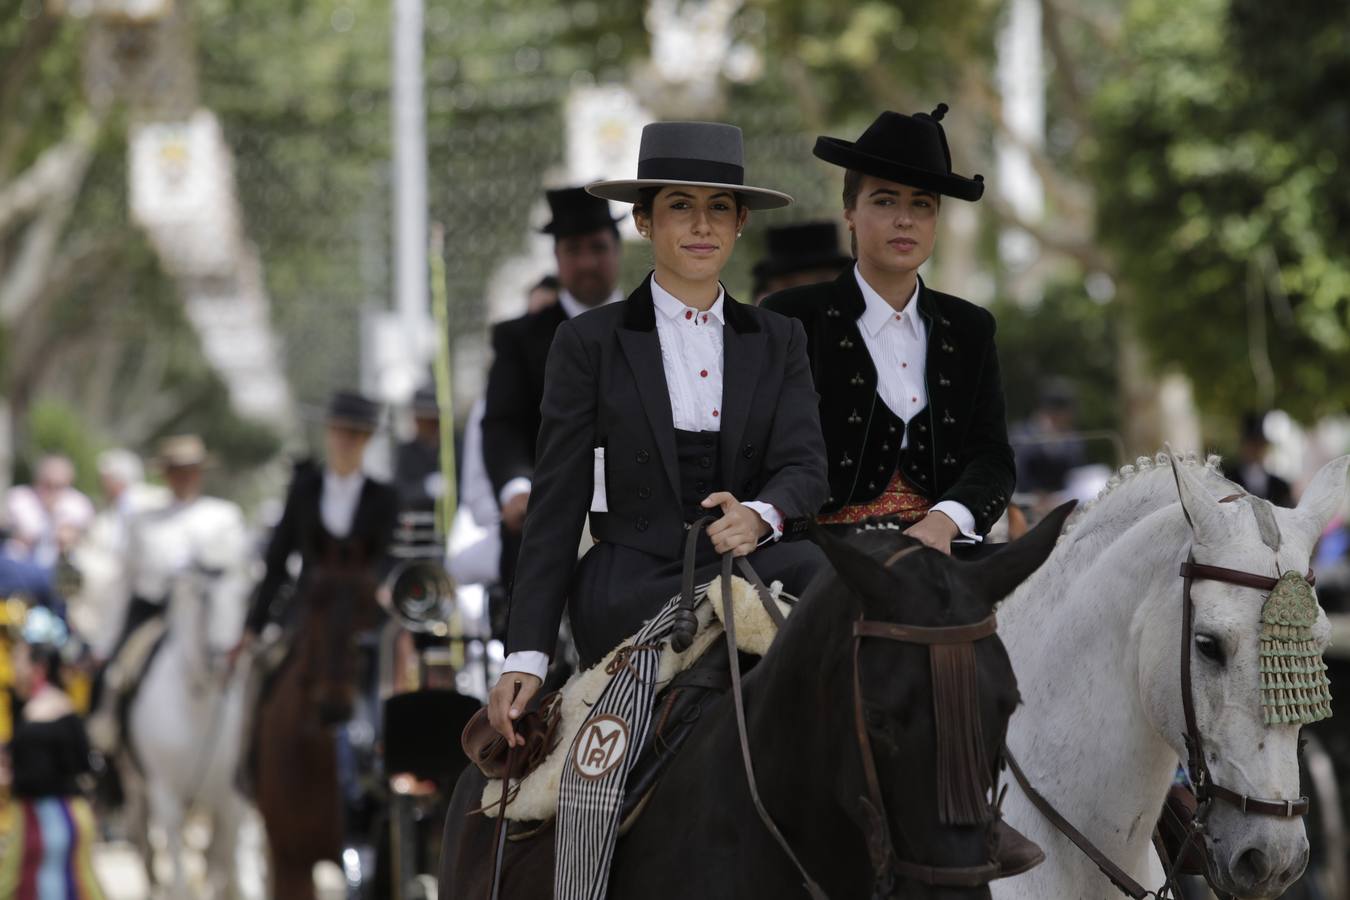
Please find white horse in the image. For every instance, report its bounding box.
[127,553,255,899]
[995,450,1348,900]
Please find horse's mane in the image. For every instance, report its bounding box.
[1049,450,1236,575]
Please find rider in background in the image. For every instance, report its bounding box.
[89,435,247,754]
[763,105,1015,554]
[488,121,829,743]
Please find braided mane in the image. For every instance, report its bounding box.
[1061,450,1225,538]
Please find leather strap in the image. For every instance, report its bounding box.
[671,517,713,653]
[720,553,829,900]
[1178,561,1316,591]
[854,616,998,646]
[487,743,517,900]
[736,557,788,629]
[1004,749,1151,900]
[1180,555,1311,818]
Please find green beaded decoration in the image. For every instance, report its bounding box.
[1259,571,1333,726]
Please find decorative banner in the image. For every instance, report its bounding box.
[129,110,242,279]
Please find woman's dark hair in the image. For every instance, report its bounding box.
[633,186,748,219]
[842,168,865,211]
[23,642,65,691]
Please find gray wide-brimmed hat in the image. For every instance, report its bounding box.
[587,122,793,211]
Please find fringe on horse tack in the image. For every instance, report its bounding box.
[930,642,992,826]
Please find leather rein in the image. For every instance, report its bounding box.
[694,535,1005,898]
[1005,545,1315,900]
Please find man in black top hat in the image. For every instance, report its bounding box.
[1222,411,1294,507]
[751,221,853,303]
[482,187,625,591]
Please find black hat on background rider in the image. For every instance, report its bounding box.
[751,221,853,301]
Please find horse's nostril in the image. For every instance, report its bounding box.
[1235,847,1273,885]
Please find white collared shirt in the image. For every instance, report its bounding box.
[321,468,366,539]
[498,288,624,507]
[853,265,978,541]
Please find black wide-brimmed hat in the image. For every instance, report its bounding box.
[752,222,853,281]
[587,122,793,211]
[327,389,381,433]
[814,104,985,202]
[539,187,624,237]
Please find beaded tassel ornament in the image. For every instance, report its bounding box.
[1259,570,1333,726]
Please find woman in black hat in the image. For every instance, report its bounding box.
[763,105,1015,552]
[488,121,829,742]
[239,389,398,645]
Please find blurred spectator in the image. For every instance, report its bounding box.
[393,386,444,514]
[526,274,561,314]
[1011,379,1088,495]
[1221,411,1294,507]
[0,554,57,607]
[752,221,853,304]
[0,608,106,900]
[446,397,502,587]
[3,455,95,569]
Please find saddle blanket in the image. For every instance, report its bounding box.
[480,573,792,823]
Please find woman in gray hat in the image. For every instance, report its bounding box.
[488,121,829,742]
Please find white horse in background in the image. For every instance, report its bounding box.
[127,546,256,899]
[995,450,1349,900]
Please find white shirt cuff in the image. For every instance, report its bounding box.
[498,477,532,508]
[931,500,983,544]
[502,650,549,682]
[743,500,783,545]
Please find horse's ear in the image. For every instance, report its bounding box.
[1291,455,1350,548]
[808,523,905,611]
[960,500,1076,607]
[1166,444,1224,542]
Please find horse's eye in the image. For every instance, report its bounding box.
[1195,634,1226,665]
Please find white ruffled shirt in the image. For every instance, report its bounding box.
[503,278,784,680]
[853,266,977,541]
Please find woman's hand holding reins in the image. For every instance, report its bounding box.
[903,509,961,555]
[702,492,771,557]
[488,672,543,745]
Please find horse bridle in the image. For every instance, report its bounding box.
[1007,497,1315,900]
[720,539,1007,899]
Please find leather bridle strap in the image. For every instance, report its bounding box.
[720,554,830,900]
[1004,749,1151,899]
[1178,557,1311,818]
[852,613,1002,891]
[854,617,999,646]
[670,517,713,653]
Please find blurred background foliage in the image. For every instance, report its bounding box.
[2,0,1347,499]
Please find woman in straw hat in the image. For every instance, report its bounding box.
[488,121,828,741]
[764,104,1016,553]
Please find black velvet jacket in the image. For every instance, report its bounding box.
[762,269,1015,535]
[506,274,829,656]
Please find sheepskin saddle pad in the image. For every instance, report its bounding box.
[481,574,793,822]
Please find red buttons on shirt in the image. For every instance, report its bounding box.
[702,314,708,323]
[700,370,708,378]
[712,409,720,418]
[901,362,908,368]
[685,310,693,320]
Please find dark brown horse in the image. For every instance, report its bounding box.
[254,560,380,900]
[439,503,1074,900]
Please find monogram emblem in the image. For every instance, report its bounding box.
[572,714,630,780]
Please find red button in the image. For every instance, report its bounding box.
[901,362,908,368]
[702,314,708,323]
[700,370,708,378]
[911,396,918,403]
[712,409,720,418]
[894,314,901,320]
[685,310,692,320]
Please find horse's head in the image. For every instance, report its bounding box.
[1141,453,1349,898]
[807,502,1074,899]
[296,564,381,726]
[170,540,252,678]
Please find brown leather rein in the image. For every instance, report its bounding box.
[1004,555,1316,900]
[713,538,1006,898]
